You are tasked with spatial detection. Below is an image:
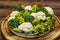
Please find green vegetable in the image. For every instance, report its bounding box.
[33,16,55,35]
[24,10,30,16]
[38,7,52,17]
[51,17,55,24]
[8,19,20,29]
[15,11,24,17]
[32,4,39,12]
[24,15,34,22]
[15,11,24,24]
[15,5,25,11]
[44,18,55,30]
[32,4,52,17]
[38,7,48,13]
[13,27,18,32]
[33,24,45,35]
[46,17,51,20]
[32,18,40,25]
[23,10,32,17]
[15,16,24,24]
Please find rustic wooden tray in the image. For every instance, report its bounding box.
[1,15,60,40]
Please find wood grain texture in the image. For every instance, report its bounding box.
[0,1,60,8]
[0,0,60,1]
[0,1,60,18]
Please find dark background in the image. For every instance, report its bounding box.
[0,0,60,40]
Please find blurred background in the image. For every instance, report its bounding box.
[0,0,60,40]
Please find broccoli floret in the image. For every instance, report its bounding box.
[13,27,18,32]
[15,12,24,24]
[50,17,55,29]
[32,4,39,12]
[8,19,20,29]
[51,17,55,24]
[38,7,48,13]
[24,10,30,16]
[33,24,45,35]
[15,11,24,17]
[15,13,20,17]
[24,15,34,22]
[32,5,52,17]
[44,21,51,31]
[32,18,40,25]
[23,10,32,18]
[46,16,51,20]
[37,7,52,17]
[15,5,25,11]
[15,16,24,24]
[44,18,55,30]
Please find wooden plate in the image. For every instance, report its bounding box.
[1,15,60,40]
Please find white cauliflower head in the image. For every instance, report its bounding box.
[10,11,19,17]
[18,22,33,33]
[30,13,37,17]
[45,7,54,15]
[25,6,32,10]
[36,12,46,20]
[8,11,19,22]
[31,11,46,20]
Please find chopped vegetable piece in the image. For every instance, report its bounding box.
[32,4,39,12]
[8,19,20,29]
[24,15,34,22]
[15,16,24,24]
[33,24,45,35]
[13,27,18,32]
[15,5,25,11]
[32,18,40,25]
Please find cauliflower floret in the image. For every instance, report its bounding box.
[45,7,54,15]
[10,11,19,17]
[30,13,37,17]
[37,16,46,20]
[18,22,33,33]
[31,11,46,20]
[25,6,32,10]
[36,12,46,20]
[8,17,14,22]
[8,11,19,22]
[37,12,45,16]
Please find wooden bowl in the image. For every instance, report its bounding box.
[1,15,60,40]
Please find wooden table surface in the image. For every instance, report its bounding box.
[0,0,60,40]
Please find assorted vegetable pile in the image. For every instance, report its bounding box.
[8,4,55,35]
